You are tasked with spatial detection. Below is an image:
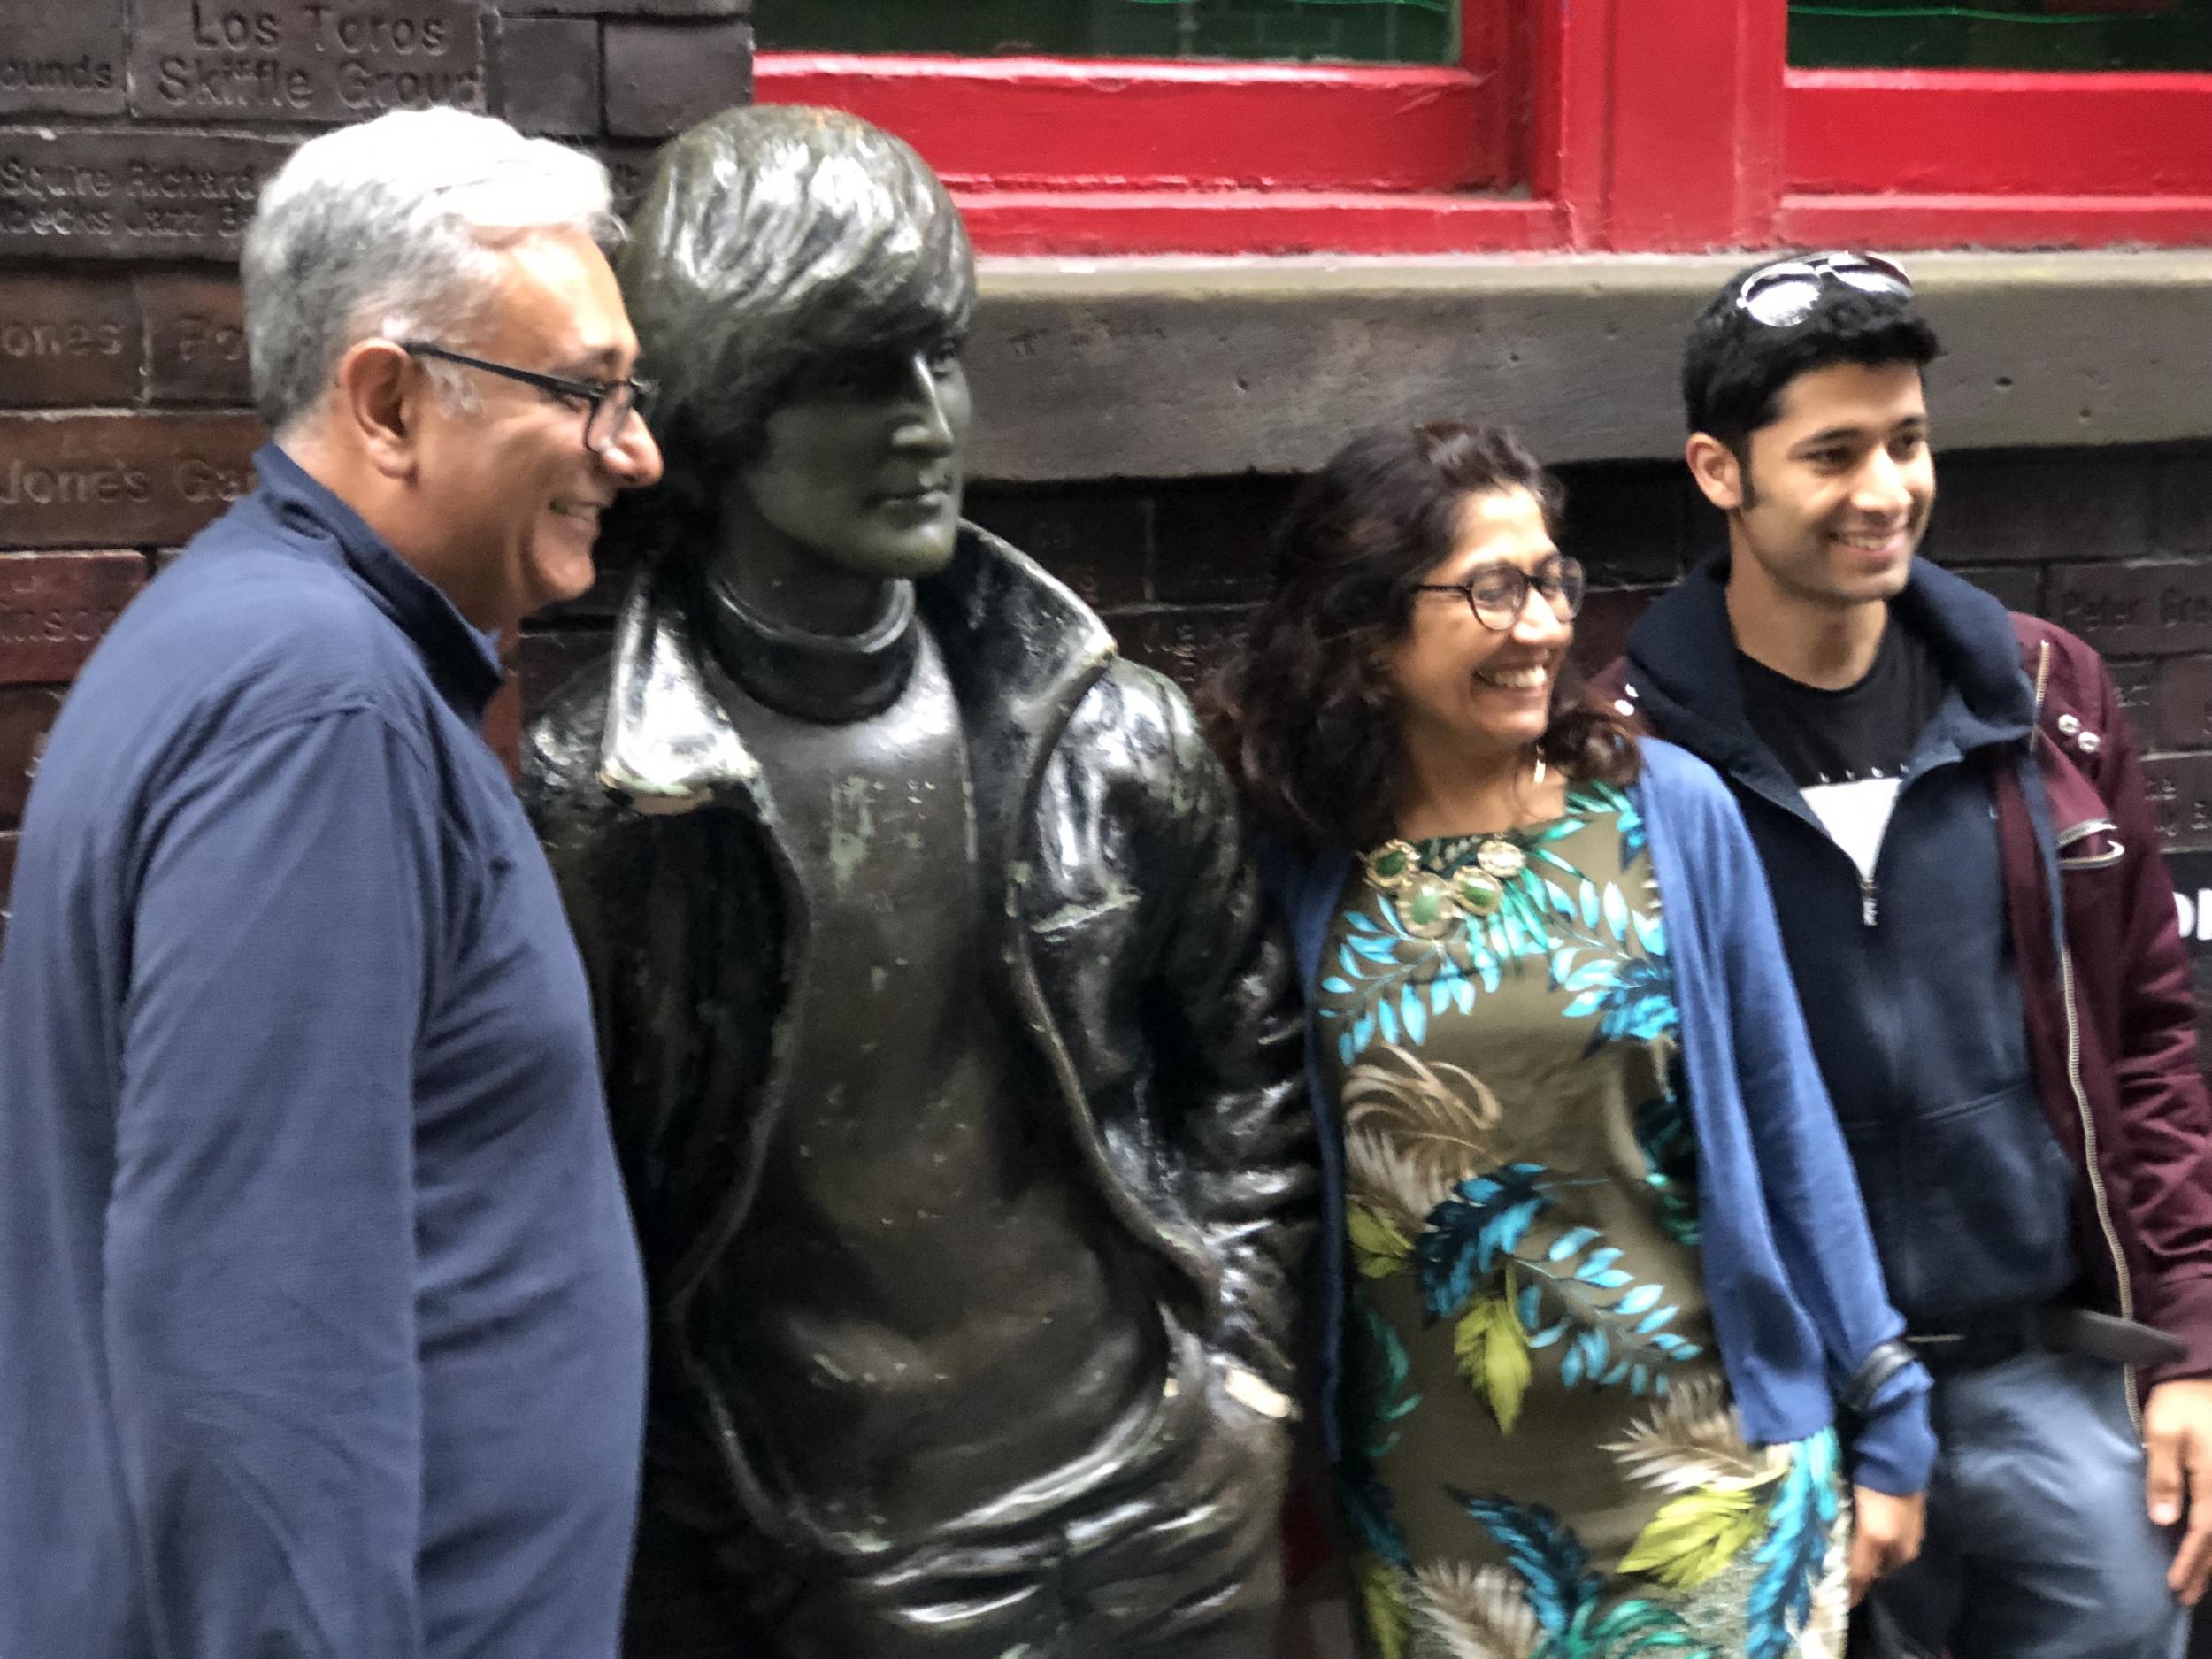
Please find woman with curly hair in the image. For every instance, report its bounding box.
[1207,423,1931,1658]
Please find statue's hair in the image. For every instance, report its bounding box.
[618,104,977,542]
[242,107,616,434]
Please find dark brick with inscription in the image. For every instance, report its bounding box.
[0,413,264,549]
[604,19,749,138]
[0,274,141,404]
[0,0,127,118]
[1575,586,1663,681]
[1104,604,1250,697]
[2155,657,2212,757]
[2143,753,2212,854]
[2111,657,2156,726]
[131,0,487,124]
[967,486,1149,611]
[2047,562,2212,659]
[0,551,145,685]
[1151,476,1296,605]
[495,16,600,136]
[0,685,63,827]
[142,274,251,404]
[0,128,288,261]
[1559,461,1695,586]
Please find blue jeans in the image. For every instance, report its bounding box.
[1873,1348,2186,1658]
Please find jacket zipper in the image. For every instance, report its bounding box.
[2061,944,2142,1434]
[2033,641,2141,1433]
[1860,873,1878,927]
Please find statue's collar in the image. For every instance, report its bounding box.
[598,524,1114,814]
[700,568,920,725]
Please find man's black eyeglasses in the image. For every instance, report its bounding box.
[1732,251,1912,329]
[1416,556,1586,632]
[401,342,657,456]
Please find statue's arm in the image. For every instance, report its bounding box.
[1125,668,1318,1395]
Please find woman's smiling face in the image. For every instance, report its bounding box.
[1385,486,1573,773]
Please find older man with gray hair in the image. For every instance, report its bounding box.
[0,107,661,1658]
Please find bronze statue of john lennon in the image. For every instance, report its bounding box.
[523,105,1314,1658]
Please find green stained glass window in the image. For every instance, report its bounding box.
[757,0,1458,65]
[1790,0,2212,70]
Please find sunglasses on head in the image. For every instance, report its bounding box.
[1733,251,1913,328]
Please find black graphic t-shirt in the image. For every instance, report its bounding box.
[1737,618,1947,881]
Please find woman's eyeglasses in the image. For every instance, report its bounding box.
[1416,556,1586,632]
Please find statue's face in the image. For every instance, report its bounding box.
[739,334,972,581]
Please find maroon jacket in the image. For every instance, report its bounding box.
[1595,613,2212,1386]
[1993,615,2212,1387]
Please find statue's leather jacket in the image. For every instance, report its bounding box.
[523,525,1314,1544]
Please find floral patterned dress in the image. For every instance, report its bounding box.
[1319,780,1849,1659]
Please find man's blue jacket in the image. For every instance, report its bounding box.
[0,446,649,1658]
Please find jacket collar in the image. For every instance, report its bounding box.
[599,521,1115,818]
[256,442,504,722]
[1624,553,2035,787]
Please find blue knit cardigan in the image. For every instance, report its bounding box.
[1265,738,1935,1494]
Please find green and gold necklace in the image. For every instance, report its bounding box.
[1362,757,1545,937]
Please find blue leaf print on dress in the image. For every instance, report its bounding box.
[1512,1221,1701,1396]
[1340,1294,1417,1569]
[1454,1493,1599,1638]
[1745,1432,1840,1659]
[1417,1163,1555,1321]
[1634,1081,1701,1246]
[1585,956,1680,1057]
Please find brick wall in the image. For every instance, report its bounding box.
[0,0,753,946]
[516,438,2212,792]
[16,442,2212,949]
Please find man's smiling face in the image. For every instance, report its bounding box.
[1717,358,1935,612]
[411,225,661,633]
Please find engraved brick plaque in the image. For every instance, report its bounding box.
[0,129,289,261]
[0,275,141,405]
[142,275,250,404]
[0,685,63,828]
[131,0,488,124]
[2047,562,2212,659]
[0,0,127,118]
[2154,657,2212,756]
[2143,753,2212,853]
[1107,605,1248,698]
[0,551,144,685]
[0,412,264,549]
[2111,657,2155,726]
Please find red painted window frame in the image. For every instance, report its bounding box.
[754,0,2212,255]
[1782,68,2212,247]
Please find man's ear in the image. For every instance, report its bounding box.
[333,340,422,480]
[1685,431,1745,512]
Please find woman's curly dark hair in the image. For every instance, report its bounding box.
[1203,421,1637,854]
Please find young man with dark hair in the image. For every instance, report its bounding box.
[1601,254,2212,1655]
